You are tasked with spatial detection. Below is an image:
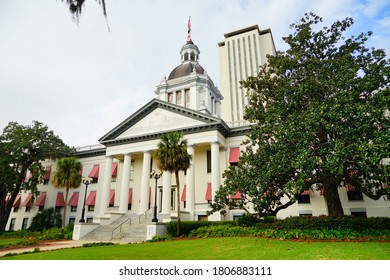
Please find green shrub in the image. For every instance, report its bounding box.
[36,227,64,241]
[148,234,174,242]
[82,242,115,248]
[166,220,237,237]
[237,214,260,227]
[29,207,62,232]
[262,216,390,231]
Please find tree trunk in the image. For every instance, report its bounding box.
[323,180,344,216]
[175,170,181,237]
[62,188,69,234]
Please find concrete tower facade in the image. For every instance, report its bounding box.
[218,25,276,125]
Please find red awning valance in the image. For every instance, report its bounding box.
[42,166,51,180]
[13,194,21,208]
[112,163,118,177]
[68,192,79,206]
[5,195,10,207]
[128,188,133,204]
[301,190,310,196]
[88,165,100,178]
[230,191,242,199]
[34,192,47,207]
[22,194,33,207]
[229,147,240,164]
[56,192,66,207]
[85,191,96,206]
[109,190,115,205]
[205,183,212,201]
[345,184,356,192]
[181,185,187,202]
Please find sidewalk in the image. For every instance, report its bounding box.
[0,239,115,257]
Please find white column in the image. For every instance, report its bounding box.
[186,145,195,218]
[119,153,131,213]
[161,171,172,214]
[99,155,113,216]
[139,151,151,214]
[211,142,220,204]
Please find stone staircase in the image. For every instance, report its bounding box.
[81,210,160,243]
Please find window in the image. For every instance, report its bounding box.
[128,188,133,210]
[198,215,208,221]
[350,209,367,217]
[185,89,190,107]
[346,184,363,201]
[298,191,310,204]
[88,205,95,211]
[176,91,182,105]
[9,218,16,231]
[109,190,115,207]
[25,206,31,212]
[171,188,176,210]
[299,213,313,217]
[168,92,173,103]
[88,165,100,184]
[206,150,211,173]
[68,192,79,211]
[86,218,93,223]
[22,218,29,230]
[68,217,76,224]
[347,190,363,201]
[111,162,118,182]
[42,166,51,185]
[130,160,135,181]
[229,147,240,166]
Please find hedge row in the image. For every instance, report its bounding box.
[187,224,390,240]
[166,216,390,238]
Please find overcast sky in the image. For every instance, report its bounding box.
[1,0,389,147]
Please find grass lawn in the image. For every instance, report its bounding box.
[1,237,389,260]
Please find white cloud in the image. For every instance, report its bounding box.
[0,0,388,147]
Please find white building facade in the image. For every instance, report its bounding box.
[5,26,390,231]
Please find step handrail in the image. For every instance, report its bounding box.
[110,209,150,240]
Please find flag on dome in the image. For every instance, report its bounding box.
[187,16,191,42]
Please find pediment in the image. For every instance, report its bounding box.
[117,107,206,139]
[99,99,226,145]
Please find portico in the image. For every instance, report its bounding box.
[96,121,226,222]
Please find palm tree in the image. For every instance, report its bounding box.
[51,157,82,230]
[154,132,191,236]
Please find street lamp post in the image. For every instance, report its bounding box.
[150,170,163,223]
[79,178,91,223]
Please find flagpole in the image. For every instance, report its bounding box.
[187,16,191,42]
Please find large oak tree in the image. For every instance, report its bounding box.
[0,121,71,231]
[212,13,389,217]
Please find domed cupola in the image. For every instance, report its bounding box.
[168,38,204,80]
[155,18,223,117]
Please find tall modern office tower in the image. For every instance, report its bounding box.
[218,25,276,125]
